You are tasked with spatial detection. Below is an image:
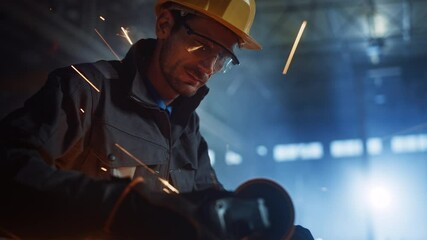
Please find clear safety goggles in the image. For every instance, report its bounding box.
[182,22,240,73]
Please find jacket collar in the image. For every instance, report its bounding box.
[122,39,209,114]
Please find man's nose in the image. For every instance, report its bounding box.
[198,55,219,75]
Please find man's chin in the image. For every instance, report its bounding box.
[172,81,199,97]
[179,89,198,97]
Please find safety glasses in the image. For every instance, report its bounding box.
[182,22,239,73]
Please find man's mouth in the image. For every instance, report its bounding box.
[186,70,206,85]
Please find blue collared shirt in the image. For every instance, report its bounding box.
[145,77,172,116]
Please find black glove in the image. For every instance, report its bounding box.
[106,177,200,240]
[108,184,265,240]
[107,180,312,240]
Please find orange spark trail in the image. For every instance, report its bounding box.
[71,65,100,92]
[283,21,307,75]
[94,28,121,60]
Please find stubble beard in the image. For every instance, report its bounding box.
[159,40,199,98]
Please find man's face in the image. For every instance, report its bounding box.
[158,15,239,97]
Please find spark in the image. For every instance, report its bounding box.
[283,20,307,75]
[94,28,121,61]
[120,27,133,45]
[158,178,180,194]
[70,65,101,92]
[187,45,203,53]
[99,16,106,21]
[100,167,108,172]
[80,108,85,113]
[114,143,156,175]
[114,143,180,194]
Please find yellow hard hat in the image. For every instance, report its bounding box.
[155,0,262,50]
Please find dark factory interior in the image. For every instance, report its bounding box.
[1,0,427,239]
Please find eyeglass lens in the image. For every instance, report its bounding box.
[182,23,236,73]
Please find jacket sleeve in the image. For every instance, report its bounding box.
[0,65,130,237]
[192,114,224,191]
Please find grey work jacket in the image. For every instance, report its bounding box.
[0,39,223,238]
[1,39,221,193]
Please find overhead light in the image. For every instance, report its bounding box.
[330,139,363,158]
[208,149,216,166]
[367,37,384,65]
[225,150,242,165]
[367,138,383,155]
[367,185,393,212]
[373,14,388,38]
[273,142,323,162]
[256,145,268,156]
[391,134,427,153]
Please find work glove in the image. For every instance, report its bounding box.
[106,178,314,240]
[107,182,274,240]
[104,177,200,240]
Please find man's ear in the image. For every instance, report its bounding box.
[156,9,175,39]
